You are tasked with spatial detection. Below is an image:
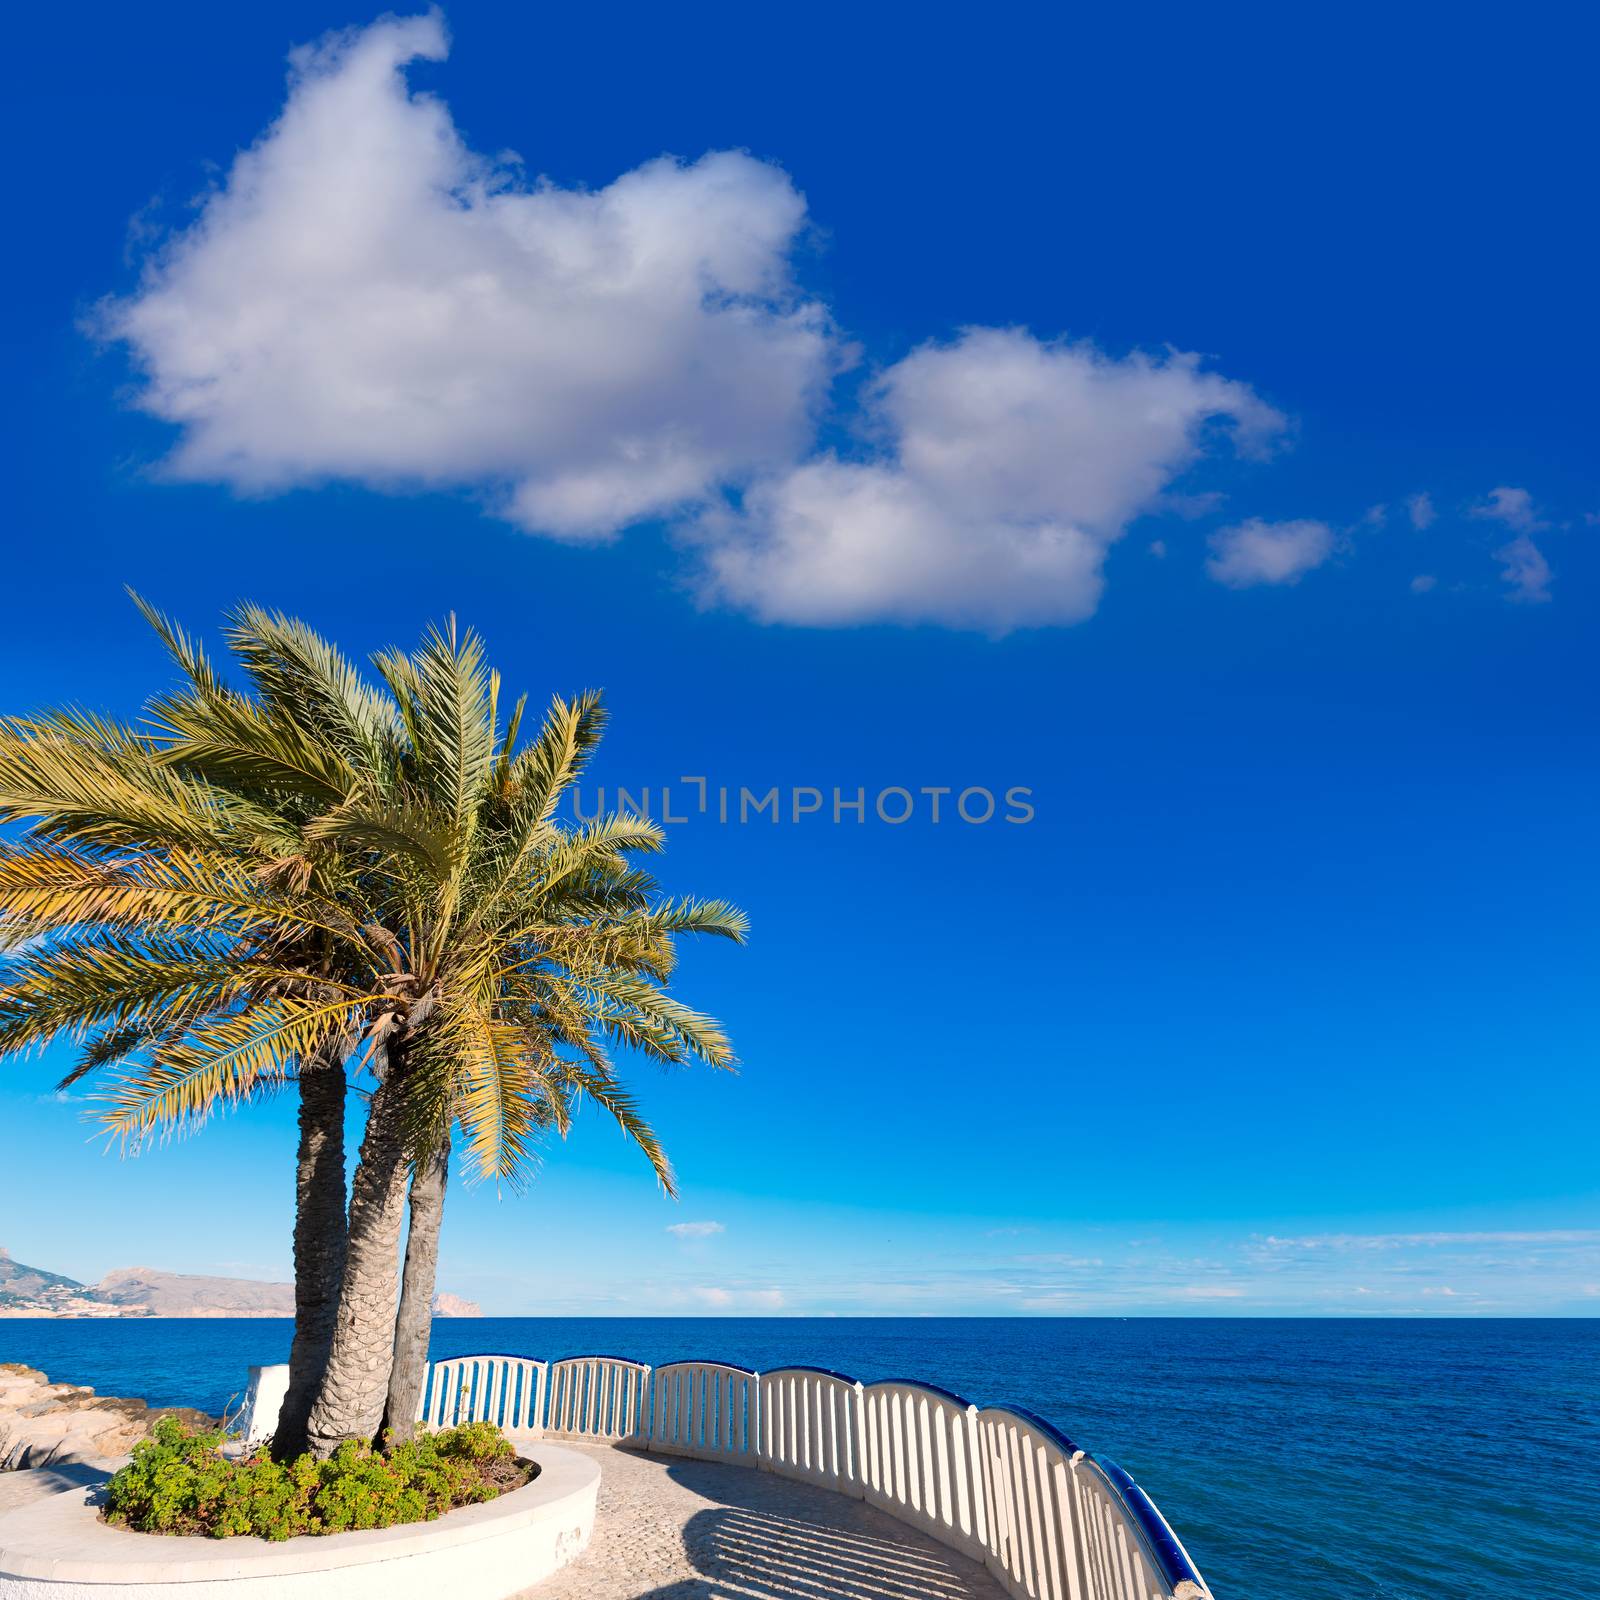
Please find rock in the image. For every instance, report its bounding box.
[0,1364,217,1470]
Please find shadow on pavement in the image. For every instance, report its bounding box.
[622,1454,998,1600]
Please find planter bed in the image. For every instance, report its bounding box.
[0,1441,598,1599]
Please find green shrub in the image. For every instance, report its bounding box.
[104,1416,532,1541]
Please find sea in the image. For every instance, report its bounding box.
[2,1316,1594,1599]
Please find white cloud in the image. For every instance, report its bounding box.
[689,1285,783,1309]
[97,11,837,541]
[699,328,1282,630]
[1258,1230,1600,1250]
[1205,517,1334,588]
[1493,535,1554,602]
[1410,574,1437,593]
[1470,485,1547,533]
[1406,492,1436,530]
[666,1221,725,1239]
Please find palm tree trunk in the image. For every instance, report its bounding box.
[270,1047,348,1460]
[303,1054,411,1457]
[378,1139,449,1447]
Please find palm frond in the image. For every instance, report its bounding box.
[224,605,402,776]
[100,994,367,1137]
[406,619,497,862]
[557,1062,677,1197]
[128,590,233,708]
[433,998,545,1187]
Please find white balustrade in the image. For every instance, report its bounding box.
[257,1348,1211,1597]
[651,1361,758,1462]
[240,1363,290,1447]
[758,1367,864,1496]
[419,1355,546,1433]
[978,1406,1208,1600]
[861,1380,989,1564]
[545,1355,651,1442]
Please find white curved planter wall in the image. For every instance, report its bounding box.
[0,1443,598,1600]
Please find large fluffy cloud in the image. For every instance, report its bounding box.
[698,329,1283,630]
[99,11,837,540]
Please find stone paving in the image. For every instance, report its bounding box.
[0,1458,112,1513]
[523,1441,1007,1600]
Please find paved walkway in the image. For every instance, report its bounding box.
[0,1459,113,1514]
[524,1442,1006,1600]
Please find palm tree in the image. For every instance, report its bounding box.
[375,684,744,1444]
[0,684,387,1459]
[123,601,405,1456]
[288,625,745,1452]
[0,606,745,1456]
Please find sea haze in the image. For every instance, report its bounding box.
[3,1315,1594,1600]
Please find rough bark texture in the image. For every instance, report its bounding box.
[303,1060,411,1457]
[271,1050,348,1461]
[378,1140,450,1447]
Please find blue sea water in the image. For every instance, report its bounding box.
[2,1317,1593,1599]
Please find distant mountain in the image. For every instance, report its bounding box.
[0,1246,480,1319]
[0,1247,86,1302]
[0,1247,127,1318]
[94,1267,294,1317]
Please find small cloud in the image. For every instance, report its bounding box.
[1157,490,1227,520]
[667,1221,726,1239]
[1360,503,1387,528]
[1406,492,1436,530]
[1257,1229,1600,1250]
[1493,535,1553,603]
[1470,486,1547,533]
[1147,539,1167,559]
[1206,518,1335,588]
[1410,574,1437,593]
[689,1284,783,1309]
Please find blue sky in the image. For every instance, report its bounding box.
[1,2,1596,1314]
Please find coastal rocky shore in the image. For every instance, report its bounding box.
[0,1363,216,1470]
